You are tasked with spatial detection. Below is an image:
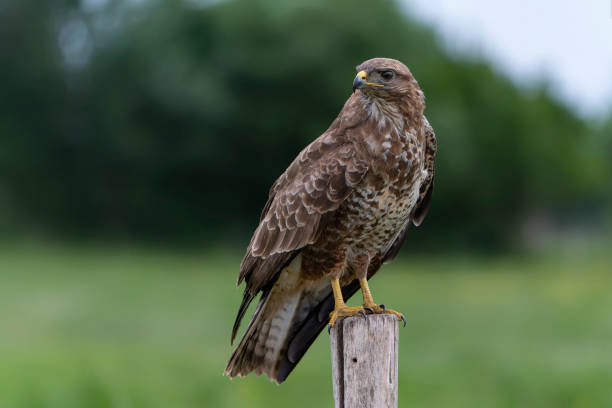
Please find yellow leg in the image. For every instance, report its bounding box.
[328,277,367,328]
[359,277,406,326]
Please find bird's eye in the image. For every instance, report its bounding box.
[381,71,394,80]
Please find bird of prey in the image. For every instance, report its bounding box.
[225,58,437,384]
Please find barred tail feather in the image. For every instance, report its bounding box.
[224,255,364,383]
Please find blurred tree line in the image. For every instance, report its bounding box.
[0,0,609,251]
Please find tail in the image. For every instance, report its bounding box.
[224,255,362,384]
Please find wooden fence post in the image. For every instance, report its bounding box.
[330,314,399,408]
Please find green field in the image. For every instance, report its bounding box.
[1,244,611,408]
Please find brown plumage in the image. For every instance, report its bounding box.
[225,58,437,384]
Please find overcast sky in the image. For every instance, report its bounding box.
[401,0,612,117]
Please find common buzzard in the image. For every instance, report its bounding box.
[225,58,437,384]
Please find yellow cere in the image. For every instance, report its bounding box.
[357,70,384,87]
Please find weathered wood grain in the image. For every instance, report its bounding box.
[330,314,399,408]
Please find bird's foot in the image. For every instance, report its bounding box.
[363,303,406,327]
[328,305,367,331]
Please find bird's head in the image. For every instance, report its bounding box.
[352,58,420,101]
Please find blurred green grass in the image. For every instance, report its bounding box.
[1,244,612,408]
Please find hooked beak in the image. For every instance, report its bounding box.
[352,70,385,93]
[352,70,367,93]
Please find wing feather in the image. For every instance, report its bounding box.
[248,136,368,261]
[232,130,368,339]
[412,117,437,226]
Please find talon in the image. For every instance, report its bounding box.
[363,306,375,314]
[328,304,372,327]
[400,315,406,327]
[328,324,332,334]
[379,304,386,312]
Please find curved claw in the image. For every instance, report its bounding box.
[358,309,367,319]
[400,315,406,327]
[379,304,386,312]
[363,306,375,314]
[328,324,332,334]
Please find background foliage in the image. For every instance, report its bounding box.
[1,0,609,250]
[1,245,612,408]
